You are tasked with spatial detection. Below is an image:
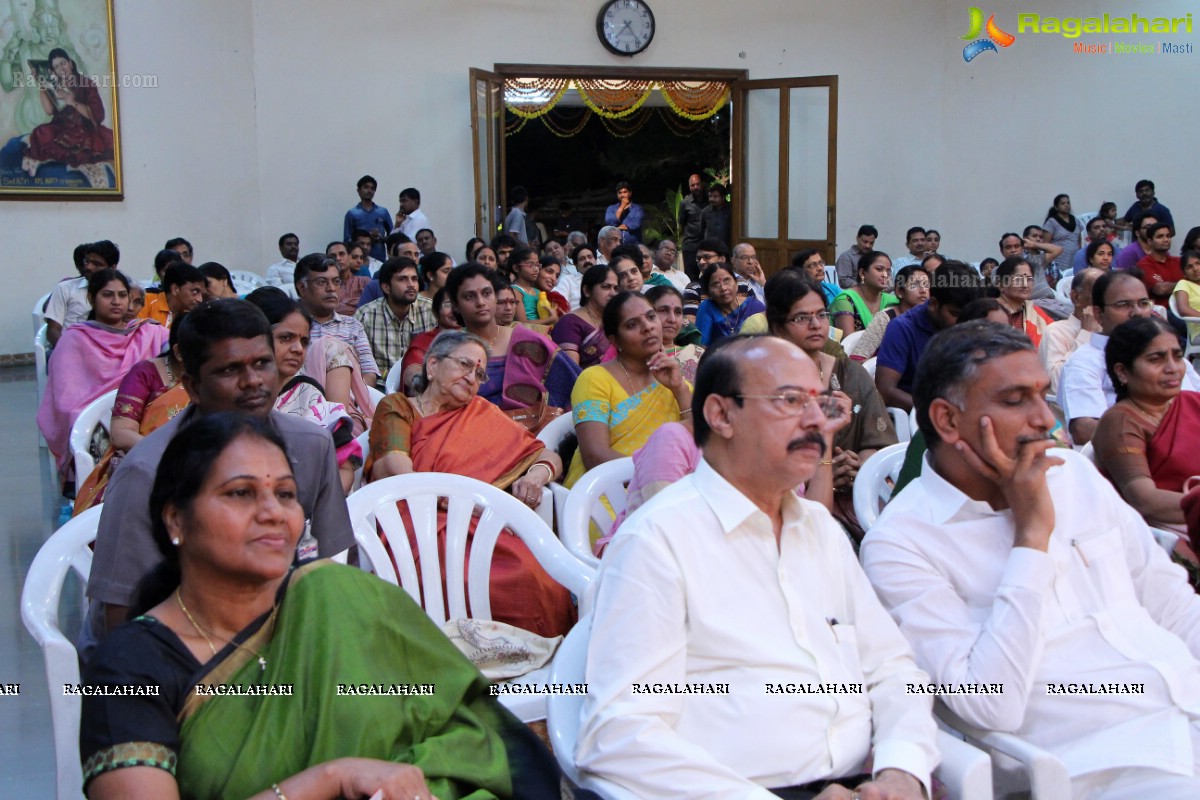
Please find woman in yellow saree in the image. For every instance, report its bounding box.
[81,414,560,800]
[566,292,692,488]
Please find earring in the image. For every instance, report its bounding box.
[171,538,181,546]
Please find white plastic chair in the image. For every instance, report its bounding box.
[345,472,595,721]
[938,703,1066,799]
[366,385,385,411]
[852,442,908,533]
[536,413,577,533]
[549,616,993,800]
[21,504,102,800]
[35,325,49,445]
[384,362,404,395]
[861,356,877,378]
[888,406,911,443]
[34,291,51,335]
[561,458,633,568]
[823,264,838,286]
[349,430,371,493]
[229,270,267,294]
[70,389,116,483]
[1169,293,1200,363]
[840,330,864,355]
[1054,274,1073,305]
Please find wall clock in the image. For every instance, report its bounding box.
[596,0,656,57]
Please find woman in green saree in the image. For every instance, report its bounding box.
[81,413,559,800]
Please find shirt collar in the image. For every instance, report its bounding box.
[1089,332,1109,351]
[693,457,808,537]
[917,451,998,524]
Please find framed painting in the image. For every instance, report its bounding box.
[0,0,122,198]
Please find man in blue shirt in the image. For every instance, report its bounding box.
[343,174,392,262]
[1121,178,1174,235]
[875,261,982,411]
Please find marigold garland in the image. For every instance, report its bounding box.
[504,77,570,119]
[575,78,653,119]
[538,108,593,138]
[597,107,654,138]
[659,81,730,120]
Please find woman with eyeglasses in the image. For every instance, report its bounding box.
[767,271,897,541]
[994,256,1055,348]
[849,265,930,362]
[399,286,463,393]
[366,330,574,637]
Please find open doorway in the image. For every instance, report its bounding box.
[471,65,838,273]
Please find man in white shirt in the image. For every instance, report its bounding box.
[732,242,767,303]
[862,320,1200,798]
[264,232,300,296]
[595,225,621,266]
[44,240,119,346]
[1057,271,1200,446]
[653,238,690,291]
[890,227,928,270]
[578,335,936,800]
[1038,267,1101,396]
[393,187,430,240]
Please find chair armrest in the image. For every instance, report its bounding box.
[938,706,1070,799]
[933,728,993,800]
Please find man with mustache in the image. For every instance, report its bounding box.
[86,299,354,649]
[294,253,380,387]
[862,321,1200,798]
[577,335,936,800]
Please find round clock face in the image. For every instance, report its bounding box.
[597,0,656,56]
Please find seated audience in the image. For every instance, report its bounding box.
[508,246,544,322]
[356,236,421,307]
[794,247,841,305]
[326,241,369,316]
[993,256,1055,347]
[1094,316,1197,535]
[1122,178,1174,233]
[264,232,299,293]
[353,257,436,383]
[347,241,369,278]
[366,331,573,638]
[197,262,238,300]
[86,299,354,644]
[294,253,380,387]
[566,292,692,488]
[1084,237,1115,272]
[465,236,486,264]
[446,263,579,411]
[695,261,765,346]
[639,242,672,289]
[977,257,999,285]
[1136,222,1183,310]
[494,284,518,327]
[850,264,930,361]
[767,270,899,539]
[578,335,936,800]
[830,250,898,338]
[890,226,927,270]
[1039,268,1103,396]
[956,298,1008,325]
[138,261,206,326]
[535,257,569,319]
[1113,210,1159,273]
[123,283,145,324]
[418,251,454,303]
[74,315,189,514]
[653,238,689,291]
[731,243,767,302]
[1071,216,1112,273]
[645,284,703,384]
[552,264,618,369]
[609,245,645,295]
[400,286,462,393]
[246,288,362,494]
[1174,249,1200,342]
[834,224,878,288]
[876,261,980,411]
[44,240,117,346]
[81,413,558,800]
[862,320,1200,798]
[163,237,194,265]
[37,269,169,481]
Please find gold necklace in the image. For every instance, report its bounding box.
[413,392,435,416]
[176,588,268,672]
[617,355,651,391]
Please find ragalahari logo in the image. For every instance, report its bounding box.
[961,7,1016,61]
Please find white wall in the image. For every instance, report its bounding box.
[4,0,1198,355]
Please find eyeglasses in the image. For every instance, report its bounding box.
[1104,298,1155,312]
[443,355,489,383]
[305,276,342,289]
[733,390,843,418]
[734,254,760,261]
[786,311,831,326]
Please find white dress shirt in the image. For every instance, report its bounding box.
[577,459,938,799]
[43,276,90,328]
[1059,334,1200,423]
[397,207,430,239]
[661,267,691,292]
[1038,315,1090,397]
[861,450,1200,781]
[264,259,297,298]
[554,263,582,309]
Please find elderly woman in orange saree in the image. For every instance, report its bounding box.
[366,330,573,638]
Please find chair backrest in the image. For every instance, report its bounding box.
[35,323,49,409]
[345,472,594,625]
[229,270,267,294]
[349,430,371,492]
[839,330,864,355]
[823,264,838,286]
[852,442,909,532]
[888,406,911,443]
[861,356,876,378]
[71,389,117,483]
[21,504,102,800]
[536,411,575,451]
[384,363,404,395]
[561,458,634,569]
[547,616,590,783]
[1055,274,1074,304]
[365,385,385,412]
[34,291,51,335]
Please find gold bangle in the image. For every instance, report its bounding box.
[529,462,555,484]
[271,784,288,800]
[818,459,833,465]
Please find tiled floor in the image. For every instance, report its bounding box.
[1,367,75,795]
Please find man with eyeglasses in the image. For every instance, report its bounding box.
[294,252,380,387]
[876,262,983,412]
[732,243,767,303]
[577,334,936,800]
[1058,270,1200,446]
[652,238,689,291]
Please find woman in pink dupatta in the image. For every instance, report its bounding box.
[36,270,168,479]
[303,331,375,436]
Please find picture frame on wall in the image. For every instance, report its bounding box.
[0,0,122,199]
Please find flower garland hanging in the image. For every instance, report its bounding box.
[504,77,570,120]
[575,78,654,119]
[597,107,654,138]
[539,107,593,139]
[659,80,730,121]
[656,107,707,137]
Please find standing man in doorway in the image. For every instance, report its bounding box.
[679,173,706,280]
